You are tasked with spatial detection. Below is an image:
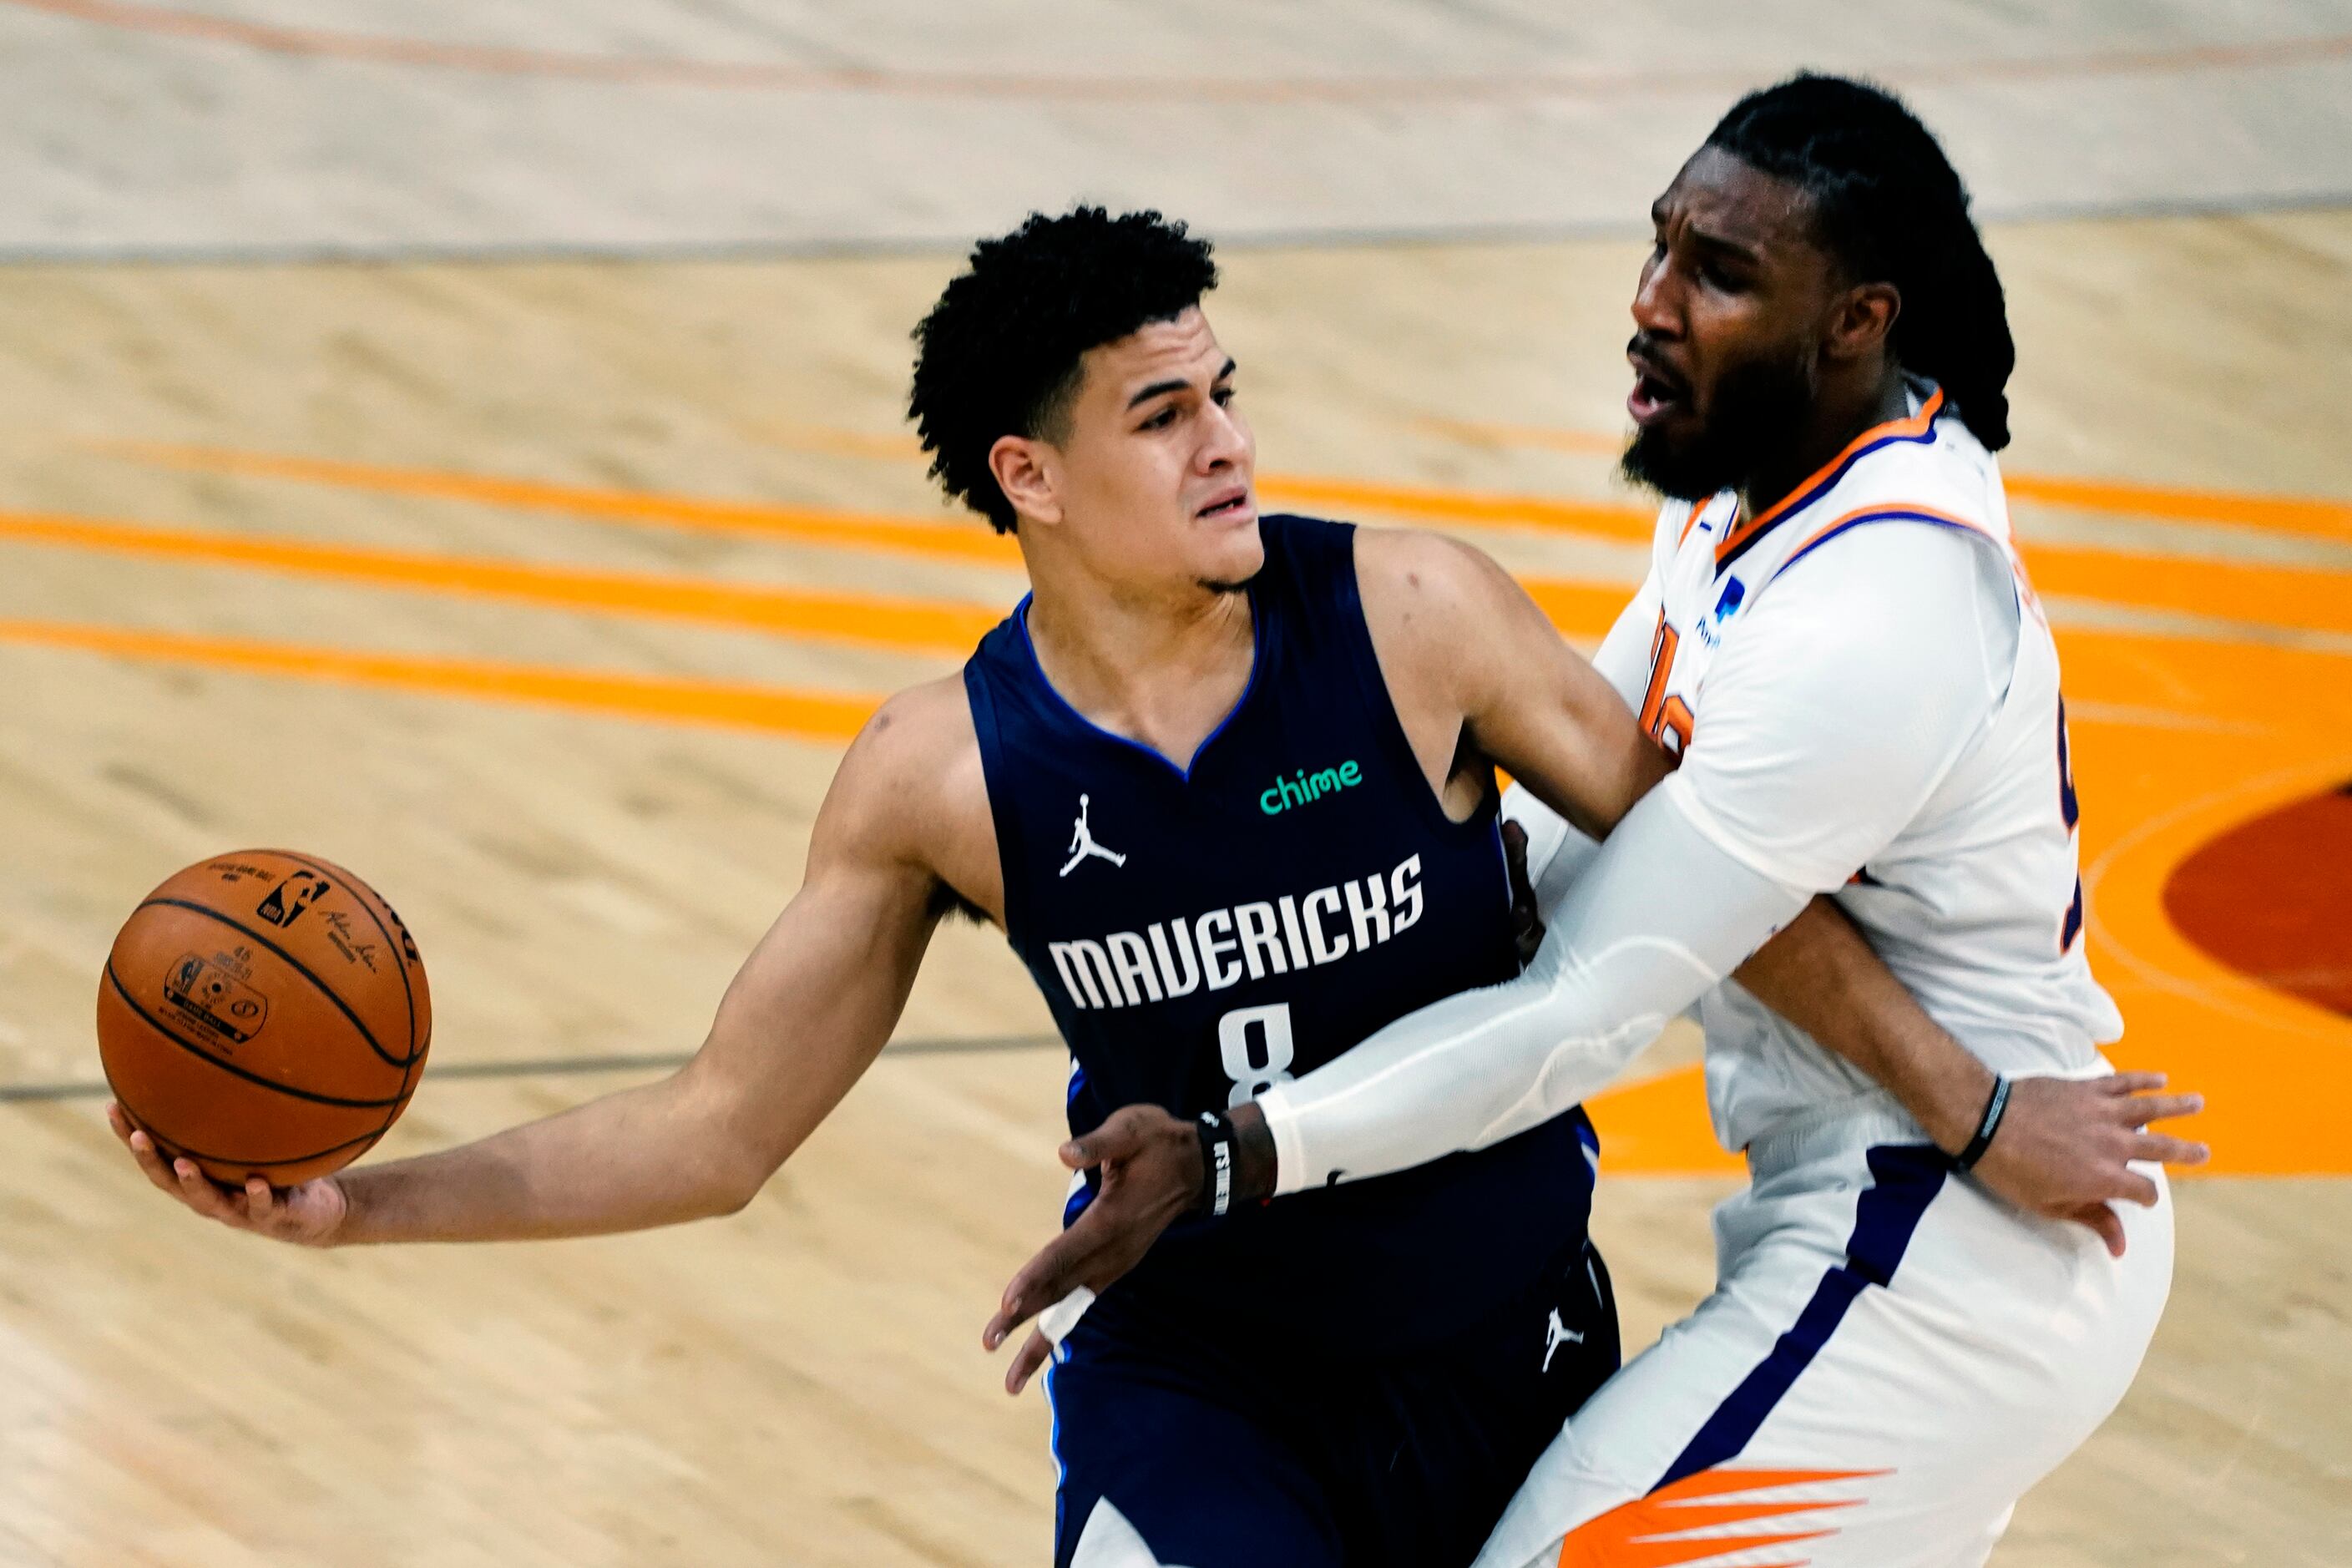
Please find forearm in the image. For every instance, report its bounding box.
[1254,787,1805,1194]
[1732,900,1994,1153]
[336,1066,757,1245]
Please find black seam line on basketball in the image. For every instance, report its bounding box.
[275,849,421,1065]
[113,1082,390,1167]
[139,895,418,1070]
[104,961,409,1109]
[1,1033,1059,1101]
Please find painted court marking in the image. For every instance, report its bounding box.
[4,432,2344,1176]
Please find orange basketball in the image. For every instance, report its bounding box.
[98,850,431,1186]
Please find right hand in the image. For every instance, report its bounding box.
[982,1104,1204,1394]
[1970,1073,2207,1257]
[109,1101,349,1247]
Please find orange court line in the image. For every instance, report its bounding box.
[114,437,1665,546]
[2003,471,2352,544]
[0,508,1002,657]
[764,421,1662,540]
[764,422,1665,540]
[38,489,2333,735]
[101,439,2352,637]
[101,443,1028,569]
[8,605,2346,1174]
[0,620,883,745]
[1426,417,2352,545]
[1258,473,1654,541]
[2021,541,2352,637]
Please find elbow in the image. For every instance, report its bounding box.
[697,1145,775,1220]
[665,1058,784,1222]
[706,1184,759,1221]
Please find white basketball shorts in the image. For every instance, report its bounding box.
[1474,1093,2174,1568]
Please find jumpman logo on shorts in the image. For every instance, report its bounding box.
[1060,793,1128,878]
[1542,1308,1586,1373]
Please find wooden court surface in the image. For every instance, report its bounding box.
[0,210,2346,1565]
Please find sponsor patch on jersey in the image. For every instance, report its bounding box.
[1713,575,1746,623]
[1259,759,1363,816]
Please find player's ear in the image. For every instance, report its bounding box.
[990,435,1064,529]
[1823,280,1900,365]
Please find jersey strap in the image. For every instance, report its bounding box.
[1777,501,2001,574]
[1712,386,1948,574]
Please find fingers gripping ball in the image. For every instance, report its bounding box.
[98,850,430,1186]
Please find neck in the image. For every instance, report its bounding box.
[1742,366,1911,519]
[1020,543,1257,772]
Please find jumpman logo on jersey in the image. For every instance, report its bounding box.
[1060,793,1128,878]
[1542,1308,1586,1373]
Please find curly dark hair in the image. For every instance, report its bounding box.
[1707,73,2016,452]
[908,207,1219,534]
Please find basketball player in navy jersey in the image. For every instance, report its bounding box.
[117,207,2168,1568]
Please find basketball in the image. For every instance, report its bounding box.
[97,850,431,1186]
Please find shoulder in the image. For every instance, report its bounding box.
[1728,521,2014,711]
[1351,525,1578,716]
[822,675,987,867]
[1352,524,1524,628]
[1763,513,1995,615]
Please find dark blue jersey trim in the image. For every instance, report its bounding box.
[1716,411,1946,577]
[1774,507,1987,576]
[1012,592,1266,784]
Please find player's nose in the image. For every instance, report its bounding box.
[1631,251,1682,338]
[1196,399,1250,471]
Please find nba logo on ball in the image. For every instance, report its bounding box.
[255,870,331,928]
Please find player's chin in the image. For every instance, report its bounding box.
[1189,509,1264,587]
[1621,419,1723,502]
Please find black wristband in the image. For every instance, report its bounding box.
[1196,1111,1237,1218]
[1953,1075,2012,1171]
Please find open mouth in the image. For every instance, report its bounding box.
[1627,364,1683,422]
[1626,351,1692,427]
[1196,488,1254,520]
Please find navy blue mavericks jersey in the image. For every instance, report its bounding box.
[964,515,1598,1360]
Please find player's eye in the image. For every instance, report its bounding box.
[1139,405,1180,431]
[1211,386,1235,407]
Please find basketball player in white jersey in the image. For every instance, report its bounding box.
[988,76,2207,1565]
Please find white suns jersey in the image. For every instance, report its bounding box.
[1633,382,2123,1151]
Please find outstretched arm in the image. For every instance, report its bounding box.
[117,689,964,1247]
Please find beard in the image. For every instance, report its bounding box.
[1621,347,1818,502]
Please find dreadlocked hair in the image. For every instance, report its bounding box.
[909,207,1218,534]
[1706,73,2015,452]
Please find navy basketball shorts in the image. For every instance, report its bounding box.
[1044,1241,1619,1568]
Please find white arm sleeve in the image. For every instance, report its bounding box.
[1257,521,2012,1193]
[1500,570,1662,899]
[1260,786,1807,1192]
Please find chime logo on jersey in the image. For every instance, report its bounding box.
[1047,853,1424,1010]
[1258,758,1363,816]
